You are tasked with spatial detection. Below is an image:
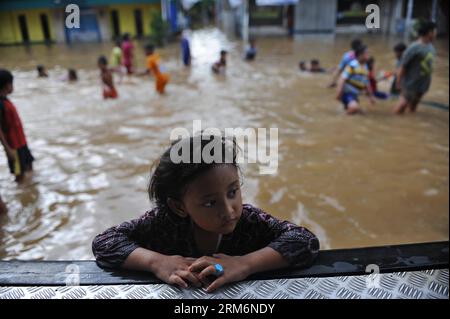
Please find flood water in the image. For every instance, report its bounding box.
[0,28,448,260]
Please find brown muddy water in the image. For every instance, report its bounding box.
[0,28,448,260]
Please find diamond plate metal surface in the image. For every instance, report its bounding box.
[1,269,448,299]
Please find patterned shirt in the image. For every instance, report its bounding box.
[92,204,320,269]
[342,59,369,95]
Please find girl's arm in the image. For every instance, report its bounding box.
[92,211,202,288]
[92,210,156,268]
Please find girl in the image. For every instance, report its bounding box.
[92,135,319,292]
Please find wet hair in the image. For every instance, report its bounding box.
[37,65,46,75]
[351,38,363,51]
[354,44,367,58]
[393,42,407,53]
[148,134,240,213]
[0,69,13,90]
[98,55,108,66]
[145,43,155,53]
[68,69,77,80]
[311,59,320,66]
[367,56,375,70]
[417,21,437,37]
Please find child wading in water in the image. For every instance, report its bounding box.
[97,56,118,99]
[336,45,375,115]
[92,135,319,292]
[212,50,227,74]
[144,44,170,95]
[0,69,34,183]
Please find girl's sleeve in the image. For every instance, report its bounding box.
[91,210,156,268]
[245,205,320,267]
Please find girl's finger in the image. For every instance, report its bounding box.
[169,274,188,289]
[177,270,202,288]
[198,265,217,281]
[206,276,227,293]
[189,260,212,272]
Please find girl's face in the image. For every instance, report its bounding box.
[182,165,242,235]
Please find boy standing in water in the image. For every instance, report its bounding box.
[110,40,123,71]
[329,39,362,87]
[177,30,191,67]
[121,33,134,75]
[336,45,375,115]
[393,22,436,114]
[245,39,257,61]
[0,69,34,183]
[98,56,118,99]
[144,44,170,95]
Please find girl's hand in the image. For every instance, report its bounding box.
[152,255,202,289]
[188,254,250,293]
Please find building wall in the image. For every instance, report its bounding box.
[0,8,55,44]
[0,2,161,45]
[294,0,337,33]
[107,3,160,38]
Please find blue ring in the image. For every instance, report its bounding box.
[214,263,224,276]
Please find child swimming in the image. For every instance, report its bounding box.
[97,56,118,99]
[144,44,170,95]
[92,135,319,292]
[212,50,227,74]
[0,69,35,183]
[36,65,48,78]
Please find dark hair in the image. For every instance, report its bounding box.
[311,59,319,65]
[393,42,407,53]
[0,69,13,90]
[68,68,77,80]
[148,135,240,212]
[98,55,108,65]
[145,43,155,52]
[367,56,374,69]
[37,65,45,72]
[220,50,227,55]
[417,21,437,36]
[354,44,367,58]
[115,39,122,47]
[351,38,363,51]
[122,33,130,41]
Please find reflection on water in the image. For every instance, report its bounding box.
[0,28,448,260]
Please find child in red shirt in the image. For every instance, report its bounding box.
[0,69,34,182]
